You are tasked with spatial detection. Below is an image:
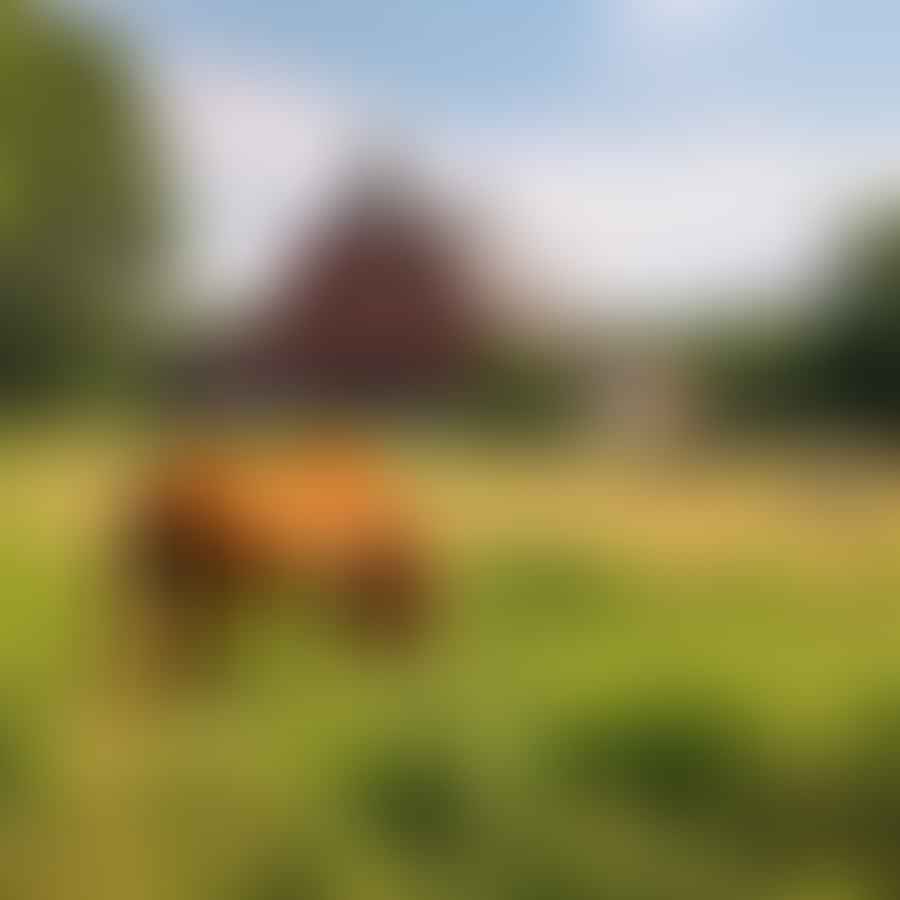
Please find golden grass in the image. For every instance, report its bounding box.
[5,428,900,583]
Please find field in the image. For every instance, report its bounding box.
[3,424,900,900]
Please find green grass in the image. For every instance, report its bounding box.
[2,429,900,899]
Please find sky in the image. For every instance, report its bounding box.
[66,0,900,315]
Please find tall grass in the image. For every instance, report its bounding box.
[2,431,900,898]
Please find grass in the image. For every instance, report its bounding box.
[2,424,900,899]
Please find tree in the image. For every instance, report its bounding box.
[695,202,900,435]
[0,0,162,403]
[818,203,900,428]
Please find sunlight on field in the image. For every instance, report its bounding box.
[3,426,900,900]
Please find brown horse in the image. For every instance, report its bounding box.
[126,433,433,674]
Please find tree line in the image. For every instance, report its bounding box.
[3,0,900,436]
[0,0,162,406]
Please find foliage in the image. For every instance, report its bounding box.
[458,343,584,439]
[816,205,900,429]
[538,692,761,824]
[0,1,162,404]
[697,202,900,433]
[347,734,475,860]
[693,319,823,428]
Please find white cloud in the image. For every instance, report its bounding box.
[152,53,900,318]
[155,55,363,305]
[56,0,900,319]
[434,133,898,313]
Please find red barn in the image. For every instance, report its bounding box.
[231,163,485,404]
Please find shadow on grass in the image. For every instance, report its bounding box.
[344,732,476,863]
[533,688,764,828]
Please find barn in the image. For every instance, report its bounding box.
[213,161,487,409]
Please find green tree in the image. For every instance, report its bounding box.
[0,0,162,403]
[695,201,900,434]
[818,203,900,428]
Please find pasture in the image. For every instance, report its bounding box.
[3,424,900,900]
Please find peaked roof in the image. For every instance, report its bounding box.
[238,159,484,396]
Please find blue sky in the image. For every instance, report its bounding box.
[69,0,900,311]
[130,0,588,126]
[97,0,900,133]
